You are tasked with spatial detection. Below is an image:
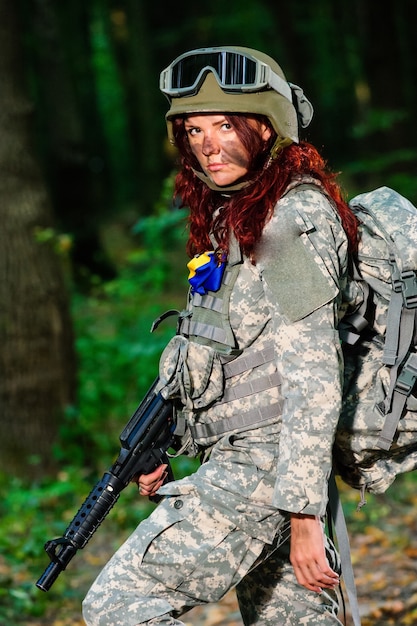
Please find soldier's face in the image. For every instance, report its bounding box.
[184,114,270,187]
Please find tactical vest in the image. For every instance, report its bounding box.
[156,230,285,449]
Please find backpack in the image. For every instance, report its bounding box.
[334,186,417,499]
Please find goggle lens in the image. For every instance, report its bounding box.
[170,51,258,92]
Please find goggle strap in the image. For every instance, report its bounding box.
[265,70,292,102]
[289,83,314,128]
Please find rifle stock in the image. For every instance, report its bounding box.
[36,379,174,592]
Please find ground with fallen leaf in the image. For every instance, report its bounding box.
[23,475,417,625]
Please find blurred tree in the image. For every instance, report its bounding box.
[21,0,116,283]
[264,0,359,164]
[112,0,162,213]
[348,0,417,192]
[0,0,77,477]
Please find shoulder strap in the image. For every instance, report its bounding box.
[328,473,362,626]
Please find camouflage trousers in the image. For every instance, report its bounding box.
[82,435,342,626]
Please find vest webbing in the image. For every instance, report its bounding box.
[179,231,244,353]
[223,346,276,378]
[180,262,242,352]
[190,400,284,440]
[221,372,282,404]
[190,346,283,440]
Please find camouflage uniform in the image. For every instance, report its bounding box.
[82,185,348,626]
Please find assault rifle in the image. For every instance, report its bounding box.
[36,379,175,592]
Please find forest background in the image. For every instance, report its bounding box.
[1,0,417,624]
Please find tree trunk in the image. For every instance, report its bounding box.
[0,0,77,477]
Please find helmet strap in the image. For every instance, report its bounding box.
[192,168,253,192]
[269,136,293,160]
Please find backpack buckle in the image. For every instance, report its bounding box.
[392,269,417,309]
[395,352,417,396]
[401,271,417,308]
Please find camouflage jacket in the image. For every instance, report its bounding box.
[158,184,349,517]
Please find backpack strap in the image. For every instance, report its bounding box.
[338,258,370,345]
[328,473,362,626]
[378,351,417,449]
[383,253,417,366]
[377,255,417,450]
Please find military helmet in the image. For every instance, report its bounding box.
[160,46,313,154]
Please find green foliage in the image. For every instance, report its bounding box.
[342,149,417,204]
[0,470,86,621]
[338,472,417,533]
[55,180,189,467]
[0,465,162,622]
[0,177,196,622]
[90,3,135,207]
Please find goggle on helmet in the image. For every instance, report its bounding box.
[160,46,314,154]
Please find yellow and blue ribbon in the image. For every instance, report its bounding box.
[187,251,226,295]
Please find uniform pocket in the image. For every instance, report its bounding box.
[158,335,224,409]
[184,341,224,408]
[135,487,239,593]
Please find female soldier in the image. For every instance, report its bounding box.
[83,46,357,626]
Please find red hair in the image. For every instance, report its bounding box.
[172,115,357,258]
